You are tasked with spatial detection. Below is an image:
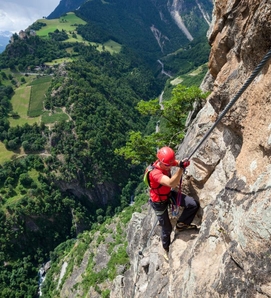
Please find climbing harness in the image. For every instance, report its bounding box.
[169,176,183,217]
[188,48,271,160]
[138,174,183,256]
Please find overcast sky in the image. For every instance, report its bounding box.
[0,0,60,33]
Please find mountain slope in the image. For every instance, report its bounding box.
[0,1,212,297]
[0,24,161,298]
[48,0,85,19]
[40,0,271,297]
[49,0,213,63]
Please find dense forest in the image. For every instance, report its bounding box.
[0,33,163,297]
[76,0,211,65]
[0,35,68,71]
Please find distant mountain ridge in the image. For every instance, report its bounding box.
[49,0,213,63]
[48,0,85,19]
[0,1,213,59]
[0,31,12,53]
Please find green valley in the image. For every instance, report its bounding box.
[0,0,212,296]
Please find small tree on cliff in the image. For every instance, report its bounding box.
[115,84,208,165]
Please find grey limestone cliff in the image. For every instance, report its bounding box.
[111,0,271,297]
[44,1,271,297]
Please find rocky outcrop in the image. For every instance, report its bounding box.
[55,178,119,206]
[111,0,271,297]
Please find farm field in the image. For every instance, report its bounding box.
[9,85,40,127]
[9,75,70,125]
[28,76,52,117]
[9,76,53,126]
[1,73,71,163]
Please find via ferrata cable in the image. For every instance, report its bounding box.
[188,48,271,160]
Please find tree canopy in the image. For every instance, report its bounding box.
[116,85,209,164]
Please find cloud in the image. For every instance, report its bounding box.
[0,0,60,33]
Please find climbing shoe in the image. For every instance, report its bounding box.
[176,222,197,231]
[163,248,169,262]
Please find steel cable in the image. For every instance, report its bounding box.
[188,48,271,160]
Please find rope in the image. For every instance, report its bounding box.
[171,176,183,216]
[188,48,271,160]
[177,176,183,206]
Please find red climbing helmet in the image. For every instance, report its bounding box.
[157,146,175,165]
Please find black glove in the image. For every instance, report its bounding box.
[179,159,190,169]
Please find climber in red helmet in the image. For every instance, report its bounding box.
[148,146,199,260]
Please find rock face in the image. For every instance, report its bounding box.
[111,0,271,297]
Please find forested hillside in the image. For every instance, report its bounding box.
[50,0,213,67]
[83,0,211,63]
[0,1,212,296]
[0,35,160,298]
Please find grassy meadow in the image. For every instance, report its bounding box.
[35,12,87,39]
[3,168,42,208]
[42,108,70,124]
[35,12,121,54]
[0,142,18,164]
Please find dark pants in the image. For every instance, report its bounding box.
[171,191,200,225]
[150,192,199,250]
[150,199,172,250]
